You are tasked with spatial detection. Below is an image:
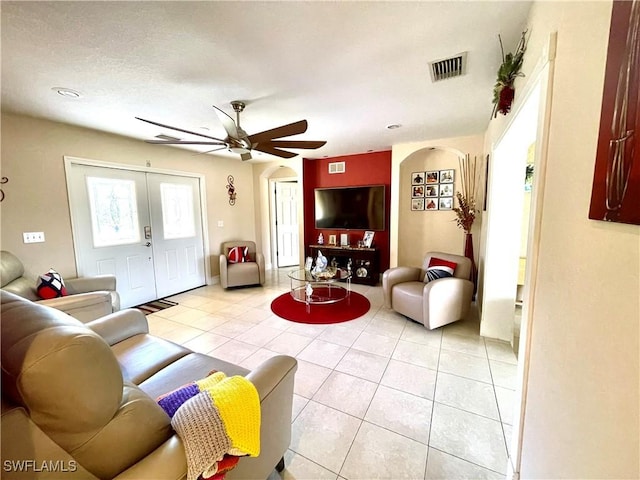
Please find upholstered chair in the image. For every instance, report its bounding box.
[382,251,474,330]
[219,241,265,289]
[0,250,120,322]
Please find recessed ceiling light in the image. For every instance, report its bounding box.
[386,124,401,130]
[52,87,82,98]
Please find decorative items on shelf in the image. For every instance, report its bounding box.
[317,232,324,245]
[492,30,528,118]
[362,230,375,248]
[411,169,454,211]
[226,175,236,205]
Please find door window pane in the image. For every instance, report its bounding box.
[160,183,195,239]
[87,176,141,247]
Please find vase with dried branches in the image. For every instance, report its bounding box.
[453,154,482,289]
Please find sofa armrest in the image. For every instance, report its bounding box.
[113,355,298,480]
[219,255,229,289]
[65,275,117,294]
[113,436,187,480]
[245,354,297,402]
[86,308,149,346]
[423,277,474,329]
[255,252,266,285]
[382,266,422,308]
[37,291,113,323]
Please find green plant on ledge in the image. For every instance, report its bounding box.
[492,30,528,118]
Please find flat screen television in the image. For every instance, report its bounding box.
[314,185,385,230]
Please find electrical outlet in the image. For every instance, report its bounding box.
[23,231,45,243]
[217,220,224,227]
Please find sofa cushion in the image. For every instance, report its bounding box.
[424,257,457,283]
[36,268,68,299]
[111,334,191,385]
[139,353,250,399]
[228,246,248,263]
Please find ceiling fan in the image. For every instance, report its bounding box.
[136,101,326,161]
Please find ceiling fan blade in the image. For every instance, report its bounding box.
[248,120,308,144]
[252,143,298,158]
[260,140,326,150]
[136,117,226,142]
[193,146,228,156]
[213,105,240,139]
[145,140,227,145]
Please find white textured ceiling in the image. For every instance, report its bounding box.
[1,1,531,161]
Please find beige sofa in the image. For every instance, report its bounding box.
[0,291,297,480]
[382,251,474,330]
[0,250,120,322]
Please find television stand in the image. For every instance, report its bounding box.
[307,244,379,286]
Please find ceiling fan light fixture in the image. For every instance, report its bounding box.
[229,146,250,154]
[52,87,82,98]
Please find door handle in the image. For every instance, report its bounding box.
[145,242,151,247]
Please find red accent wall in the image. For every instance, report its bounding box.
[303,151,392,272]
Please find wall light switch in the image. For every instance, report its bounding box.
[23,232,45,243]
[217,220,224,227]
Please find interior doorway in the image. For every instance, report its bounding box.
[270,178,300,268]
[482,33,556,480]
[65,159,207,308]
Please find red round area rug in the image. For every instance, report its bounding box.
[270,290,370,325]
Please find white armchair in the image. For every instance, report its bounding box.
[382,251,473,330]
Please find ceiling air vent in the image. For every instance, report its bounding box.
[155,134,181,141]
[428,52,467,82]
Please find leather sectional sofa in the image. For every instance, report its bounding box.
[0,291,297,479]
[0,250,120,322]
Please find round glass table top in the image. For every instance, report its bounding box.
[288,267,352,283]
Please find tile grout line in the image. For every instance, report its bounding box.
[484,338,512,463]
[424,327,444,480]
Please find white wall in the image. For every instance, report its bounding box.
[489,1,639,477]
[0,112,256,280]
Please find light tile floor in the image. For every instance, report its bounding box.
[149,269,518,480]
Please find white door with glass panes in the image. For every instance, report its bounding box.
[67,162,206,308]
[146,173,206,298]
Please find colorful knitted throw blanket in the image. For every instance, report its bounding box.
[157,371,260,480]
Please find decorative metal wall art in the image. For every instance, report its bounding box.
[226,175,236,205]
[0,177,8,202]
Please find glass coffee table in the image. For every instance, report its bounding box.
[288,268,352,307]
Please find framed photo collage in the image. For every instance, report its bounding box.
[411,169,454,211]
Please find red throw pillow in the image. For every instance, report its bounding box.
[36,269,68,299]
[424,257,457,283]
[227,246,248,263]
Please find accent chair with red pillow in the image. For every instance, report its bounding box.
[219,241,265,289]
[382,251,474,330]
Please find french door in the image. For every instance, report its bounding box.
[66,162,206,308]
